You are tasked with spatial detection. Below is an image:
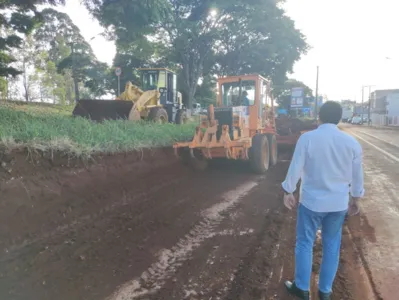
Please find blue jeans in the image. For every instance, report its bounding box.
[295,204,347,293]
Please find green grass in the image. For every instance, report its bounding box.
[0,104,197,157]
[1,100,74,116]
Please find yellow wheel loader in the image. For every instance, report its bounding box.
[174,74,279,174]
[72,68,188,124]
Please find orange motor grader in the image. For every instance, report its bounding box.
[173,74,278,174]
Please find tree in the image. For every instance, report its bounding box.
[0,0,65,77]
[213,4,308,84]
[11,35,40,101]
[33,33,75,103]
[32,50,74,104]
[273,79,313,111]
[33,8,110,100]
[80,60,110,97]
[83,0,308,110]
[57,44,109,100]
[192,75,217,107]
[0,77,7,100]
[6,76,20,100]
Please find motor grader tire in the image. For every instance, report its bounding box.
[249,134,270,174]
[148,107,168,124]
[267,134,278,166]
[175,109,188,125]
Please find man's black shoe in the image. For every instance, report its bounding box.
[319,290,331,300]
[284,280,310,300]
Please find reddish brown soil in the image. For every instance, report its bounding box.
[0,147,377,300]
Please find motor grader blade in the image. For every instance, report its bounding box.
[72,99,134,122]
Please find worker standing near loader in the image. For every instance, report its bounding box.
[281,101,364,300]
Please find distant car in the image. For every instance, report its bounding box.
[342,117,352,123]
[351,116,363,125]
[341,110,353,123]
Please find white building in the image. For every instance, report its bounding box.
[370,89,399,126]
[386,92,399,126]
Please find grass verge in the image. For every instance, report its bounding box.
[0,104,196,158]
[1,100,75,116]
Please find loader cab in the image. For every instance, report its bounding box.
[138,68,184,122]
[138,68,180,108]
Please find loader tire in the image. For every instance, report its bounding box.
[249,134,269,174]
[267,134,278,166]
[148,107,168,124]
[175,109,188,124]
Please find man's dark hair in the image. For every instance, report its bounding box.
[319,101,343,124]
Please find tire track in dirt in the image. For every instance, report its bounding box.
[224,208,285,300]
[0,162,257,300]
[0,149,181,251]
[339,225,382,300]
[1,176,185,258]
[108,181,260,300]
[127,163,289,300]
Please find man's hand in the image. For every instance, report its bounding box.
[348,197,360,216]
[284,193,297,210]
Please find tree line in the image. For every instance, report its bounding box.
[0,0,313,109]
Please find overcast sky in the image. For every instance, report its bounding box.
[57,0,399,102]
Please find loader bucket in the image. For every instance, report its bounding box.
[72,99,134,122]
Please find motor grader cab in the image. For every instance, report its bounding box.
[174,74,278,174]
[72,68,187,124]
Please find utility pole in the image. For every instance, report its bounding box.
[361,86,364,117]
[368,86,372,124]
[315,66,319,120]
[361,85,375,125]
[367,85,375,125]
[115,67,122,97]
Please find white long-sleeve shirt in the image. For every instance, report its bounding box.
[281,123,365,212]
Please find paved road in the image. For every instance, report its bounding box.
[342,124,399,300]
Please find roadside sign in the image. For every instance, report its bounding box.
[318,96,323,106]
[277,108,288,115]
[115,67,122,77]
[291,87,304,108]
[115,67,122,96]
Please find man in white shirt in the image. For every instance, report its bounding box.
[281,101,364,300]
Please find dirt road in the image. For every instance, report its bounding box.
[342,125,399,300]
[0,146,384,300]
